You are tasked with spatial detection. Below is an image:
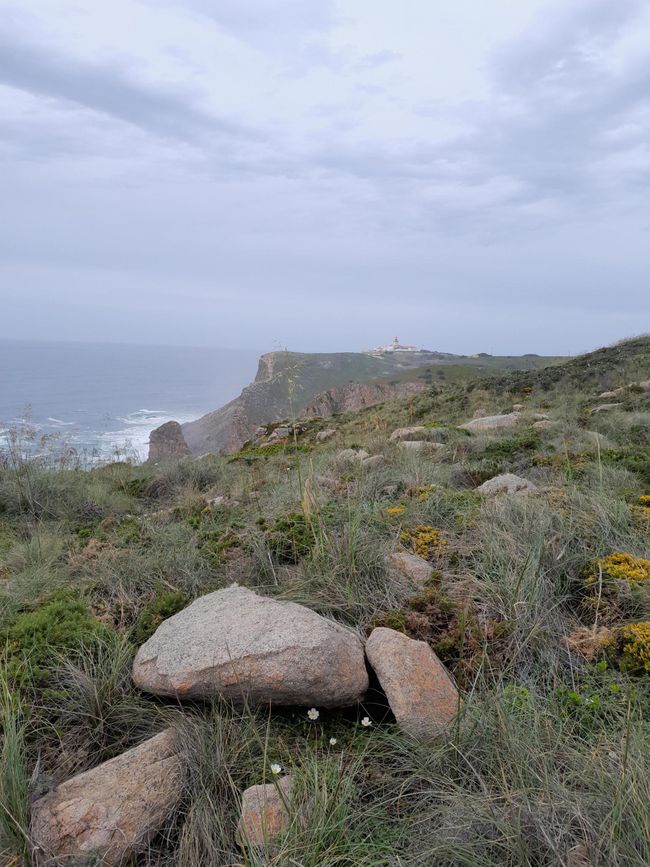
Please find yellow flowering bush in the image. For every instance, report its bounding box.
[585,552,650,586]
[385,504,406,518]
[638,495,650,507]
[618,621,650,674]
[400,525,447,560]
[411,485,436,502]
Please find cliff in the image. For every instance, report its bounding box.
[179,350,427,455]
[151,348,565,459]
[302,379,427,418]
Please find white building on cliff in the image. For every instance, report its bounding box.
[365,337,420,355]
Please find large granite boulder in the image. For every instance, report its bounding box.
[365,628,459,737]
[476,473,537,495]
[147,421,191,462]
[31,729,183,866]
[460,412,520,431]
[238,776,293,851]
[133,585,368,707]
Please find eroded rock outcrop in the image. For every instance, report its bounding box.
[302,380,427,419]
[133,585,368,707]
[147,421,191,462]
[31,729,183,866]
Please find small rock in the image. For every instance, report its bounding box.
[532,419,554,429]
[476,473,537,494]
[316,429,336,442]
[365,628,459,737]
[387,551,432,586]
[337,448,370,462]
[532,412,550,420]
[598,390,621,399]
[390,426,446,443]
[316,476,343,494]
[361,454,386,470]
[238,776,293,851]
[397,440,443,453]
[590,403,622,414]
[512,403,524,411]
[207,495,227,508]
[31,729,183,866]
[460,412,520,432]
[389,426,425,442]
[133,585,368,707]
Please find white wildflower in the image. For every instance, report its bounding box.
[329,737,337,746]
[270,763,282,775]
[361,716,372,728]
[307,708,320,721]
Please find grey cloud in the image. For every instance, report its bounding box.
[494,0,645,91]
[0,33,255,143]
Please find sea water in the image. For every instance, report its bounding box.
[0,340,260,462]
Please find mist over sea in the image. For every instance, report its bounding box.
[0,340,261,462]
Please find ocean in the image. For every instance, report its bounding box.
[0,340,261,463]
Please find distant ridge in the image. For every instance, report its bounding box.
[148,346,564,459]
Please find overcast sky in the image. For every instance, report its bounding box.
[1,0,649,356]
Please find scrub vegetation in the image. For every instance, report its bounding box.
[1,336,649,866]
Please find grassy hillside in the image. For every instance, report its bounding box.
[1,337,649,865]
[179,348,564,455]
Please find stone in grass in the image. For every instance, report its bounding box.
[387,551,432,587]
[389,426,446,443]
[31,729,183,866]
[133,585,368,707]
[476,473,537,495]
[459,412,521,432]
[590,403,622,414]
[238,776,293,852]
[316,428,336,442]
[337,448,370,462]
[365,628,459,738]
[396,440,443,453]
[361,454,386,470]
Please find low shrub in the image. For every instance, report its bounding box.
[3,594,111,687]
[132,590,189,644]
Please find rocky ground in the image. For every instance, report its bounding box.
[1,336,649,866]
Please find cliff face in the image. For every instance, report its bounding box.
[175,350,439,456]
[150,346,565,460]
[302,379,427,418]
